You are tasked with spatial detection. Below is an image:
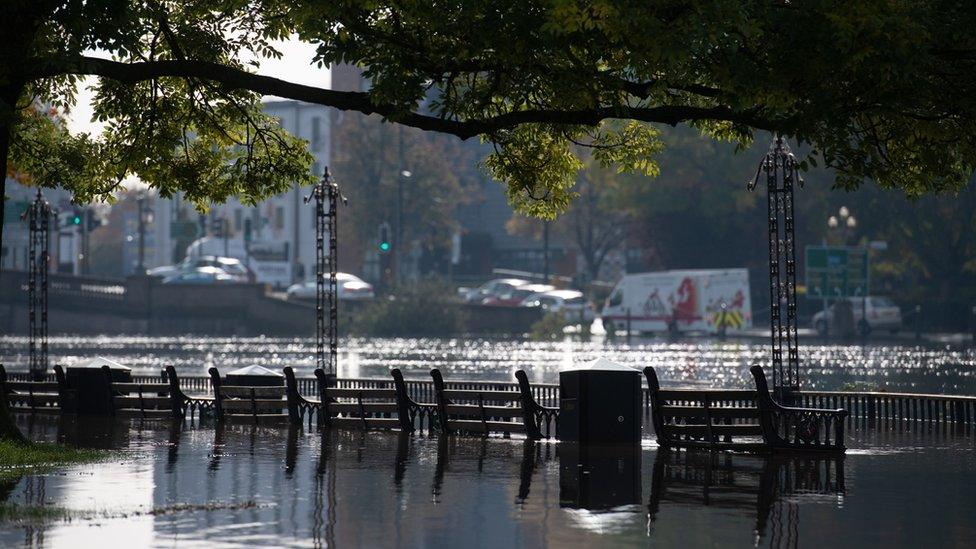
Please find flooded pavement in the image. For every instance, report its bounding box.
[1,416,974,548]
[1,335,975,394]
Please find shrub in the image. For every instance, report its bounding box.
[350,280,467,336]
[529,312,567,341]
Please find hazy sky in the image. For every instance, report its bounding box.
[65,37,330,135]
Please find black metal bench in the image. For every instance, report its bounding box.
[644,366,847,453]
[284,367,431,431]
[0,364,70,414]
[750,365,848,452]
[209,367,288,424]
[164,366,216,420]
[644,366,765,452]
[102,365,176,419]
[430,369,558,439]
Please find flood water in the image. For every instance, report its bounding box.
[1,416,973,548]
[1,335,975,393]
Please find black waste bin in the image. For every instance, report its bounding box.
[558,358,641,445]
[66,357,132,415]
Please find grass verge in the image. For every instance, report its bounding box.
[0,439,104,479]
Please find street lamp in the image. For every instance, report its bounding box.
[136,191,147,273]
[396,169,411,283]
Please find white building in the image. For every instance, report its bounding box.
[1,178,76,272]
[153,100,331,288]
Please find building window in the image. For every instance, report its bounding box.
[275,206,285,230]
[311,117,322,150]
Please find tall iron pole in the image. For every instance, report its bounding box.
[749,136,802,400]
[306,168,345,380]
[25,189,51,380]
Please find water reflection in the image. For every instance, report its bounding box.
[1,418,973,548]
[647,450,845,546]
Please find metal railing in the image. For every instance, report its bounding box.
[7,370,976,427]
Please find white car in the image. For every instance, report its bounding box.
[286,273,376,301]
[465,278,531,303]
[521,289,596,324]
[812,296,902,335]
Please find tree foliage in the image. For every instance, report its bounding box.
[331,113,477,269]
[5,0,976,221]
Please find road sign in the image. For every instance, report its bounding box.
[805,246,869,299]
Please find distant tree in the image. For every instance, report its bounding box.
[331,113,477,275]
[508,160,637,283]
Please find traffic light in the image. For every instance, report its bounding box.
[378,222,391,253]
[70,209,82,226]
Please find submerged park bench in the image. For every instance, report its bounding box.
[644,365,848,453]
[208,367,288,424]
[284,367,430,431]
[0,364,71,413]
[101,364,176,419]
[430,369,558,439]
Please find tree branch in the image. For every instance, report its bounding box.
[28,56,784,140]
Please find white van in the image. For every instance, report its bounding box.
[601,269,752,334]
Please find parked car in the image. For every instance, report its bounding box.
[812,296,902,336]
[464,278,531,303]
[161,266,240,284]
[148,255,255,283]
[521,289,596,324]
[286,272,376,301]
[481,283,556,306]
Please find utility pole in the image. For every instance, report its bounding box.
[396,125,406,284]
[136,193,146,273]
[543,221,550,283]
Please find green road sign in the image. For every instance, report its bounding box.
[805,246,869,299]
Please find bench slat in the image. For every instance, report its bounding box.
[324,388,396,399]
[113,396,172,408]
[665,424,764,436]
[221,399,286,410]
[441,390,522,403]
[443,404,524,418]
[112,383,170,394]
[9,406,61,414]
[220,386,285,398]
[660,406,760,418]
[6,382,60,391]
[657,389,756,401]
[328,402,398,414]
[7,393,60,404]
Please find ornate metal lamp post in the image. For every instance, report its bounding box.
[24,189,53,381]
[305,168,346,382]
[749,136,803,400]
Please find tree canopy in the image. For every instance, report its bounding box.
[5,0,976,224]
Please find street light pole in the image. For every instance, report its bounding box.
[136,193,146,273]
[543,221,550,283]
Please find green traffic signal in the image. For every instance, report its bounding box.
[379,241,390,252]
[72,215,81,225]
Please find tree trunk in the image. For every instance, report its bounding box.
[0,82,28,444]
